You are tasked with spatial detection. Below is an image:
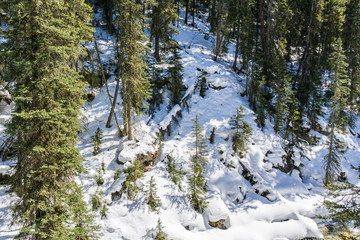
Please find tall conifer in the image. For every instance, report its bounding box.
[324,39,350,186]
[188,114,208,212]
[1,0,98,238]
[115,0,151,140]
[150,0,178,62]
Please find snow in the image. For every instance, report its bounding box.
[1,6,360,240]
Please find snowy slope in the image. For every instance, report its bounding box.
[1,8,360,240]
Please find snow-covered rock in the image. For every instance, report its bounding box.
[204,195,231,229]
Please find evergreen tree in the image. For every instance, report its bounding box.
[96,0,115,32]
[148,57,166,115]
[95,167,105,186]
[100,201,109,219]
[91,190,102,211]
[188,114,208,212]
[249,52,267,129]
[324,169,360,230]
[115,0,152,140]
[154,218,168,240]
[274,73,293,134]
[229,106,252,158]
[238,0,256,93]
[167,47,186,110]
[92,127,103,155]
[324,39,350,186]
[166,155,184,189]
[122,159,144,199]
[1,0,98,238]
[147,176,161,212]
[150,0,178,62]
[209,127,215,144]
[195,69,209,98]
[295,0,324,127]
[343,0,360,126]
[225,0,241,70]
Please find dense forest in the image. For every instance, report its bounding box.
[0,0,360,239]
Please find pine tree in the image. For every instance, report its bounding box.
[91,190,102,211]
[150,0,178,62]
[167,47,186,110]
[209,127,215,144]
[166,155,184,189]
[154,218,168,240]
[95,167,105,186]
[115,0,152,140]
[249,52,267,129]
[295,0,324,127]
[324,166,360,231]
[324,39,350,186]
[147,176,161,212]
[188,114,208,212]
[122,159,144,199]
[238,0,256,93]
[196,69,209,98]
[92,127,103,155]
[148,57,166,115]
[343,0,360,126]
[229,106,252,158]
[1,0,98,238]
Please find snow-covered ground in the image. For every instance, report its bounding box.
[0,8,360,240]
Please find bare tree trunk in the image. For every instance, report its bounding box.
[94,33,122,136]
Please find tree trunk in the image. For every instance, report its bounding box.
[127,90,133,140]
[154,32,160,62]
[185,0,189,25]
[232,23,240,70]
[192,0,195,26]
[214,0,223,61]
[209,0,217,32]
[94,32,122,136]
[258,0,265,51]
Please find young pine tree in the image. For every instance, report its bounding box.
[230,106,252,158]
[324,39,350,186]
[188,114,208,212]
[122,159,144,199]
[196,70,209,98]
[166,155,184,189]
[154,218,168,240]
[92,127,103,155]
[147,176,161,212]
[1,0,98,238]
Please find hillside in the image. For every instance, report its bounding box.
[1,4,360,240]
